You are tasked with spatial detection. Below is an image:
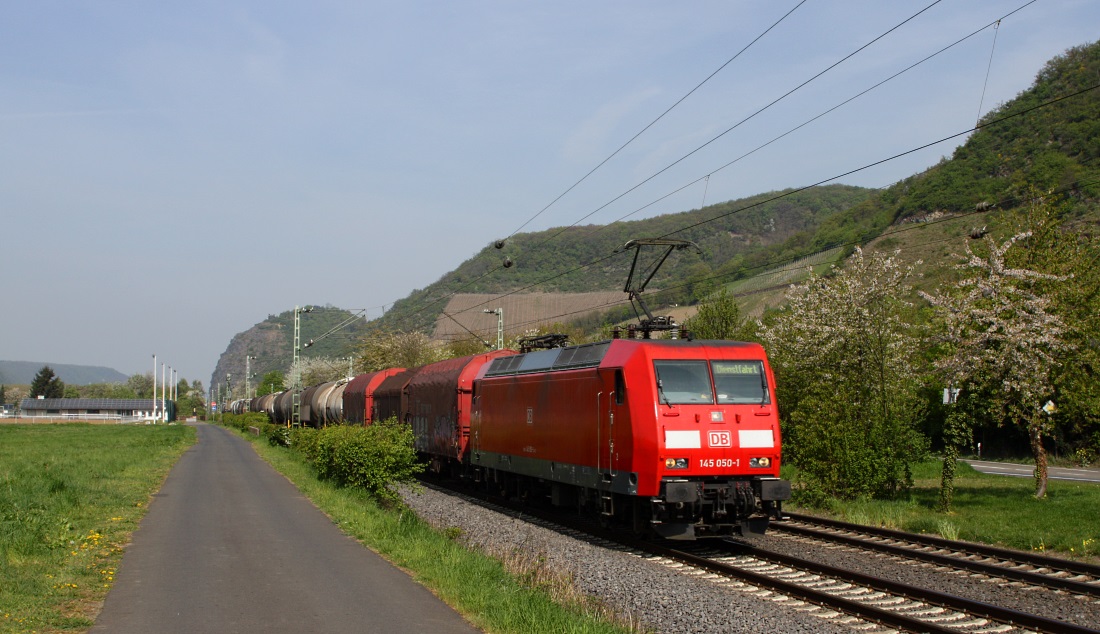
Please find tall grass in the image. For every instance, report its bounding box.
[0,424,195,632]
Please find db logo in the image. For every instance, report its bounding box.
[708,430,732,448]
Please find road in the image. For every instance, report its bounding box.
[962,459,1100,483]
[92,423,479,634]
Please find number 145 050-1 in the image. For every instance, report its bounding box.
[699,458,738,468]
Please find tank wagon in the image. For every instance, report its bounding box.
[308,380,346,427]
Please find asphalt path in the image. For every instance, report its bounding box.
[962,459,1100,483]
[92,423,480,633]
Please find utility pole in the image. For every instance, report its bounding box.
[292,305,313,427]
[245,355,255,400]
[483,308,503,350]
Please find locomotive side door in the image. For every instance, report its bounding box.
[596,368,626,513]
[470,387,482,465]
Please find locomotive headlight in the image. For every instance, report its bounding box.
[749,457,772,468]
[664,458,689,469]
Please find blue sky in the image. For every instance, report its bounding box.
[2,0,1097,387]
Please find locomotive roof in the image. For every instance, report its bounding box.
[482,338,765,378]
[484,341,611,377]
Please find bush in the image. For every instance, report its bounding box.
[265,424,290,447]
[290,419,424,504]
[290,427,320,461]
[219,412,269,432]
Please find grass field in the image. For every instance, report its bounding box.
[789,459,1100,560]
[0,423,195,633]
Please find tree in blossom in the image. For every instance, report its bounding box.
[288,356,358,387]
[761,248,927,501]
[1005,196,1100,469]
[920,231,1069,505]
[357,330,443,373]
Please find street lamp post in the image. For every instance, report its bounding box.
[152,354,157,421]
[161,363,167,422]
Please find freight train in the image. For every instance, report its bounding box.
[232,337,791,539]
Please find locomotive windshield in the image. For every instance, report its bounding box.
[653,359,771,405]
[653,360,714,404]
[712,360,770,404]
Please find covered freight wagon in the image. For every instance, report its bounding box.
[343,368,405,424]
[406,350,516,468]
[372,369,415,423]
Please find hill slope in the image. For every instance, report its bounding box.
[379,184,874,333]
[215,41,1100,377]
[210,306,370,395]
[0,361,128,386]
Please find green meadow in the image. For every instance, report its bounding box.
[790,460,1100,559]
[0,424,195,632]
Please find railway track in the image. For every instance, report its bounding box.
[771,512,1100,598]
[655,539,1098,634]
[419,480,1099,633]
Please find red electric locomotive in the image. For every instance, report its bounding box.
[469,338,790,539]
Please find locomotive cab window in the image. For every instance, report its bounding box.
[614,369,626,405]
[712,360,770,404]
[653,360,713,404]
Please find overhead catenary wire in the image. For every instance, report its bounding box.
[528,0,949,250]
[398,1,813,327]
[357,1,1059,340]
[595,0,1038,231]
[298,307,371,350]
[976,20,1002,128]
[375,0,957,332]
[663,82,1100,239]
[398,81,1100,337]
[456,174,1100,342]
[505,0,811,239]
